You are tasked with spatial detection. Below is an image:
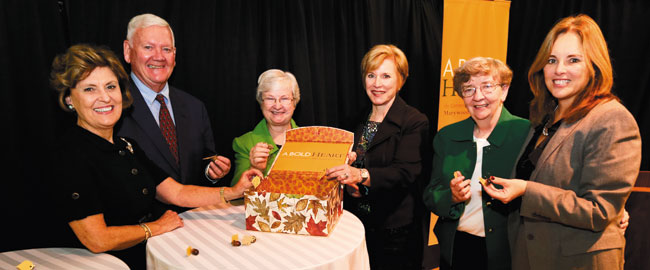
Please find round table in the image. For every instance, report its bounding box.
[146,203,369,270]
[0,247,129,269]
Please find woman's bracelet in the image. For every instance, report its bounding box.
[139,223,152,241]
[220,187,230,204]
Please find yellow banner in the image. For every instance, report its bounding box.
[437,0,511,130]
[430,0,511,246]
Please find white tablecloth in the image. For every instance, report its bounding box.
[0,247,129,269]
[147,203,369,270]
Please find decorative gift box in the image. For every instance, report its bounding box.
[244,126,354,236]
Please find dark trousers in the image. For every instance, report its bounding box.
[366,223,419,270]
[441,230,487,270]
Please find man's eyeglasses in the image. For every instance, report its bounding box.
[263,97,293,106]
[460,83,502,98]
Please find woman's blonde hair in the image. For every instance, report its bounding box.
[360,44,409,89]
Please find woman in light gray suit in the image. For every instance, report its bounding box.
[482,14,641,270]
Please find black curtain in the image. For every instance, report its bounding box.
[55,0,443,154]
[1,0,648,268]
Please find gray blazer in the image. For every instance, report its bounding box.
[508,100,641,270]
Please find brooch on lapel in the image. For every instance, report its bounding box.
[120,137,134,154]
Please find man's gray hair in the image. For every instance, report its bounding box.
[126,13,175,46]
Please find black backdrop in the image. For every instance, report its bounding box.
[1,0,648,262]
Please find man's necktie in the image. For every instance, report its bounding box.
[155,94,179,163]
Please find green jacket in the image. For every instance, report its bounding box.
[423,107,529,270]
[231,119,298,186]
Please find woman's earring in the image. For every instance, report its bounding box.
[67,104,75,110]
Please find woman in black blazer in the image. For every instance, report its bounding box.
[327,44,429,270]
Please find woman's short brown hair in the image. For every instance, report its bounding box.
[360,44,409,89]
[453,57,513,97]
[50,44,133,112]
[528,14,617,126]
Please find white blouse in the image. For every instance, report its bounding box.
[456,137,490,237]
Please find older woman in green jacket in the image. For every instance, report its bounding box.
[423,57,529,270]
[231,69,300,185]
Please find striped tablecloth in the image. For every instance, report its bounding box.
[0,248,129,269]
[146,203,370,270]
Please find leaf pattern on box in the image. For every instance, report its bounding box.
[272,211,282,221]
[244,188,343,236]
[283,212,306,233]
[243,127,352,236]
[246,215,258,231]
[286,194,304,199]
[244,195,251,206]
[269,192,281,202]
[295,199,309,211]
[276,197,289,213]
[251,197,270,221]
[271,221,282,229]
[308,200,324,216]
[306,217,328,236]
[258,221,271,232]
[327,184,339,215]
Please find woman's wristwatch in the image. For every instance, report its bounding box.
[359,169,369,185]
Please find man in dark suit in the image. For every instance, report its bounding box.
[117,13,230,188]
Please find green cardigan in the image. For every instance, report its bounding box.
[423,107,529,270]
[231,119,298,186]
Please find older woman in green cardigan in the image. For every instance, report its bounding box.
[423,57,529,270]
[231,69,299,186]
